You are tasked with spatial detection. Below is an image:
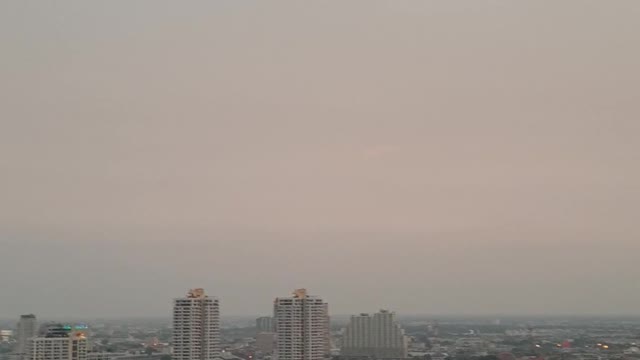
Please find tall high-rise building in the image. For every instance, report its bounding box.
[256,316,276,355]
[341,310,408,359]
[172,288,220,360]
[256,317,274,333]
[16,314,38,357]
[323,303,330,355]
[274,289,329,360]
[27,325,88,360]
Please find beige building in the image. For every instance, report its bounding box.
[274,289,329,360]
[341,310,408,359]
[27,327,88,360]
[172,288,220,360]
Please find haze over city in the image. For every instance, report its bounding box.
[1,1,639,319]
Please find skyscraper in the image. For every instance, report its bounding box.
[323,303,330,356]
[341,310,408,359]
[256,316,276,355]
[172,288,220,360]
[16,315,37,357]
[274,289,329,360]
[256,317,274,333]
[27,325,88,360]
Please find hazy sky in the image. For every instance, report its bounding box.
[1,1,639,319]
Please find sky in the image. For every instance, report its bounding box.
[1,1,639,319]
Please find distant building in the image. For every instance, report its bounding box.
[172,288,220,360]
[256,316,276,354]
[274,288,329,360]
[256,317,274,333]
[1,330,13,343]
[323,303,330,356]
[341,310,408,359]
[16,315,38,357]
[256,332,276,353]
[27,325,88,360]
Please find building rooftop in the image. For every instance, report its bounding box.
[187,288,206,298]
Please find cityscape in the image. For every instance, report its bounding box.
[2,3,639,360]
[1,288,639,360]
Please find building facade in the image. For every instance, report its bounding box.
[1,330,13,343]
[27,326,88,360]
[341,310,408,359]
[255,332,276,354]
[274,289,329,360]
[256,317,274,333]
[16,315,38,358]
[172,288,220,360]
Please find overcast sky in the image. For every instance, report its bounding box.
[1,1,639,319]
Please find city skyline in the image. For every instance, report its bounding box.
[3,308,639,360]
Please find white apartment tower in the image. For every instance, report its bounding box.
[341,310,408,359]
[16,314,38,357]
[27,326,88,360]
[172,288,220,360]
[274,289,329,360]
